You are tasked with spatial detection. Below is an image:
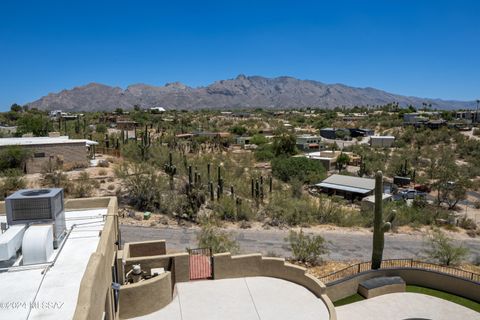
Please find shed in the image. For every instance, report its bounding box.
[316,174,375,201]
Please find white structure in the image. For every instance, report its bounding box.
[0,224,25,261]
[0,206,107,319]
[370,136,395,148]
[22,225,54,265]
[150,107,166,113]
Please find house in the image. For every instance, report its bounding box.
[370,136,395,148]
[456,110,480,123]
[296,135,325,151]
[303,151,361,171]
[315,174,376,200]
[361,193,393,212]
[349,128,374,137]
[0,136,97,173]
[236,136,252,146]
[150,106,166,113]
[320,128,337,140]
[116,120,139,130]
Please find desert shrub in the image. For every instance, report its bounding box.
[271,157,326,184]
[424,228,469,266]
[213,197,254,221]
[70,172,98,198]
[254,146,275,161]
[107,184,115,191]
[42,169,72,192]
[0,169,26,200]
[196,222,239,254]
[116,163,166,211]
[0,146,31,172]
[98,169,107,176]
[286,229,328,265]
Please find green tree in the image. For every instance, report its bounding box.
[0,146,31,172]
[286,229,328,265]
[272,133,297,156]
[229,124,247,136]
[336,153,350,172]
[272,157,326,183]
[424,229,469,266]
[17,113,52,136]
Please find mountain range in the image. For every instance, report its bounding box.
[27,75,474,111]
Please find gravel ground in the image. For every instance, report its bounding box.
[120,225,480,262]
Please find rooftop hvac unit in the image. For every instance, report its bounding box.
[6,188,66,248]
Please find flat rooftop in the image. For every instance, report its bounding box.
[316,174,375,194]
[0,136,98,147]
[0,208,107,320]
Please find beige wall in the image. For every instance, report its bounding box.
[213,253,337,320]
[326,268,480,303]
[124,240,167,258]
[0,142,89,173]
[73,197,119,320]
[119,272,172,319]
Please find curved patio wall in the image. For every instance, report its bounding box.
[213,253,337,320]
[326,268,480,303]
[119,272,172,319]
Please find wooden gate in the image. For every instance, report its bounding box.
[189,248,212,280]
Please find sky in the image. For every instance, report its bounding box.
[0,0,479,110]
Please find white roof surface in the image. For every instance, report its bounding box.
[370,136,395,139]
[0,136,98,147]
[0,208,107,320]
[316,174,375,193]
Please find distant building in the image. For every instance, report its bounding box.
[296,135,325,151]
[320,128,337,140]
[315,174,376,201]
[370,136,395,148]
[0,136,97,173]
[349,128,374,137]
[150,107,166,113]
[456,110,480,123]
[303,151,361,171]
[0,125,17,136]
[236,136,252,146]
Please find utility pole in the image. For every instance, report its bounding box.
[476,99,479,124]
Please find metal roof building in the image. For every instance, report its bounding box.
[316,174,376,200]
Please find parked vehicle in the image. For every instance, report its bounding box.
[398,189,427,200]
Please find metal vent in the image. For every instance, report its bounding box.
[10,198,52,220]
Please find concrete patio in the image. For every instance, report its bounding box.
[336,292,480,320]
[131,276,331,320]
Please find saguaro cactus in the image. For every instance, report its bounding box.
[164,153,177,190]
[139,126,151,161]
[371,171,395,269]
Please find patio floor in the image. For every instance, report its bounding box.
[131,276,331,320]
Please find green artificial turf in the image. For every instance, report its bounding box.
[333,293,365,306]
[406,285,480,313]
[332,286,480,313]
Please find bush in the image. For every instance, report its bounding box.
[286,229,328,265]
[196,222,240,254]
[0,146,31,172]
[272,156,326,184]
[0,169,26,200]
[115,163,166,211]
[424,228,469,266]
[70,172,98,198]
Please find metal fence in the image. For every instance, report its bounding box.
[318,259,480,284]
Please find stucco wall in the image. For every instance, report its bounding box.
[3,142,90,173]
[326,268,480,303]
[123,252,190,284]
[119,272,172,319]
[73,197,119,320]
[212,253,337,320]
[124,240,167,258]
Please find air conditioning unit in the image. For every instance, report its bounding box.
[6,188,66,248]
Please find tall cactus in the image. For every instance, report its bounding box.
[371,171,395,269]
[164,152,177,190]
[139,125,151,161]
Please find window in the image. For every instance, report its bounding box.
[34,152,45,158]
